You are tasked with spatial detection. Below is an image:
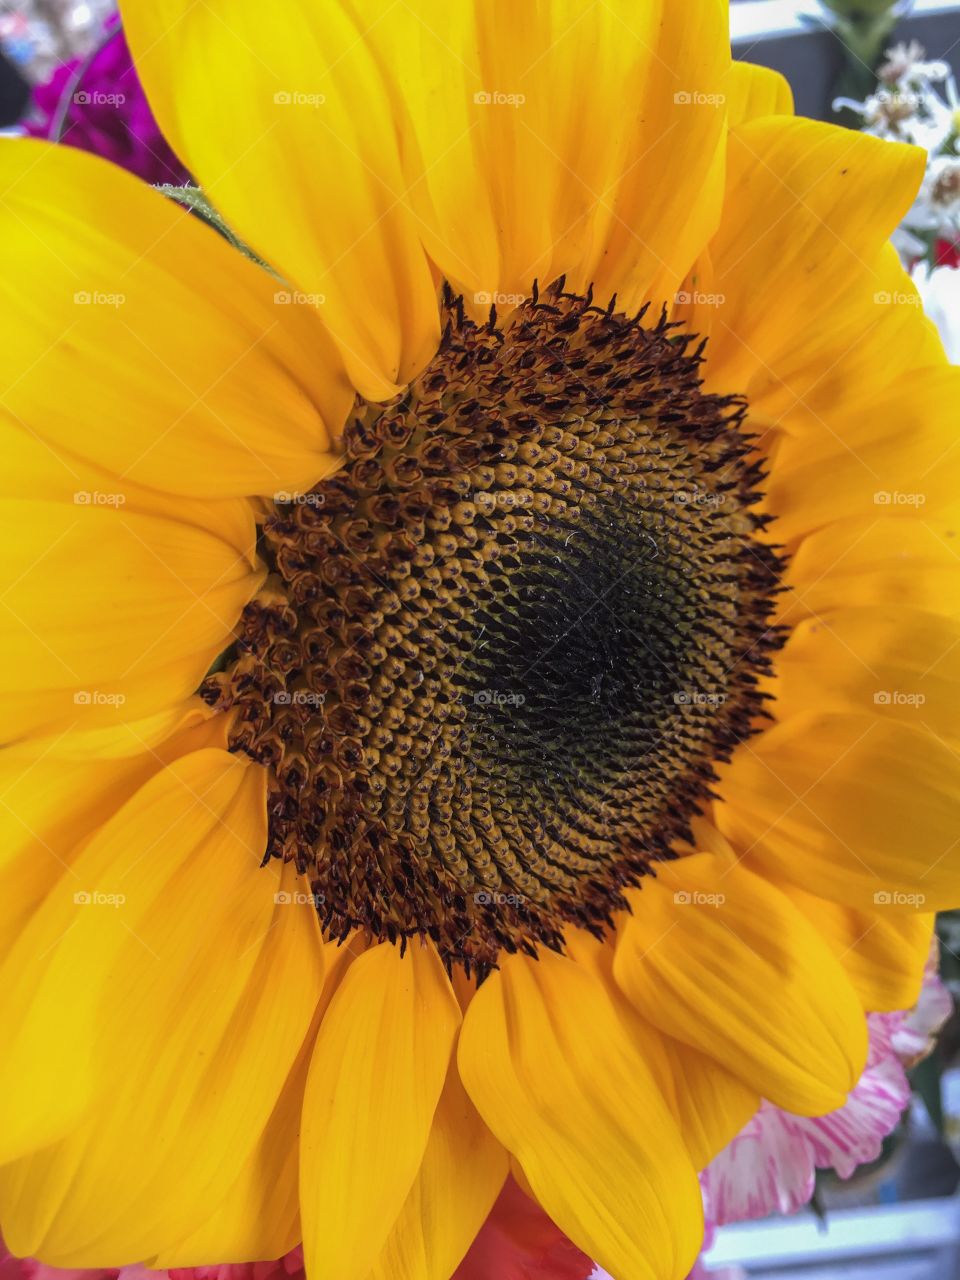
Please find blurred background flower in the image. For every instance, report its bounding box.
[22,12,187,184]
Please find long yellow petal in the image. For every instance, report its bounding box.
[369,1063,508,1280]
[300,941,461,1280]
[716,713,960,913]
[0,139,350,494]
[0,494,261,742]
[767,605,960,740]
[613,854,867,1116]
[766,366,960,538]
[458,949,702,1280]
[778,516,960,625]
[0,753,322,1265]
[154,934,366,1267]
[704,118,924,396]
[564,929,758,1172]
[120,0,438,400]
[724,62,793,126]
[777,881,933,1014]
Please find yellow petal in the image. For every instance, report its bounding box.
[0,752,323,1265]
[0,494,261,742]
[766,367,960,538]
[768,606,960,739]
[155,933,367,1267]
[778,515,960,624]
[716,713,960,913]
[653,1035,760,1171]
[724,62,793,126]
[120,0,438,399]
[300,941,461,1280]
[0,746,250,1164]
[369,1063,508,1280]
[777,881,933,1014]
[0,139,350,494]
[704,118,924,396]
[588,0,730,311]
[613,854,867,1116]
[564,929,757,1171]
[0,708,224,963]
[458,949,702,1280]
[744,243,945,433]
[123,0,729,352]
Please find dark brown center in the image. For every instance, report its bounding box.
[201,281,782,975]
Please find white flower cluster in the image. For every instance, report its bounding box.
[837,41,960,264]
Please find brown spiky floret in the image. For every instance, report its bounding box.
[201,281,784,976]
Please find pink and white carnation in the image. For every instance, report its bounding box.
[703,955,951,1230]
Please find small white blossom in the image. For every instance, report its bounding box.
[839,41,960,268]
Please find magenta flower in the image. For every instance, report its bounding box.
[26,17,188,186]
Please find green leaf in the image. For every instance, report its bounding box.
[154,185,276,273]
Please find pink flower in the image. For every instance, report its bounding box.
[703,955,951,1231]
[454,1179,592,1280]
[2,1182,593,1280]
[25,16,188,186]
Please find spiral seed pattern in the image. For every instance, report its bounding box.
[202,282,782,974]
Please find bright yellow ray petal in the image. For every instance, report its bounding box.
[369,1062,509,1280]
[724,62,793,126]
[0,753,323,1265]
[152,934,365,1267]
[300,941,461,1280]
[654,1035,760,1172]
[766,366,960,538]
[716,713,960,914]
[767,605,960,739]
[588,0,729,312]
[613,854,868,1116]
[743,244,944,434]
[119,0,438,400]
[703,118,924,396]
[777,516,960,625]
[0,495,261,743]
[564,929,757,1172]
[458,948,702,1280]
[0,748,256,1167]
[0,707,224,963]
[776,881,933,1013]
[0,140,350,495]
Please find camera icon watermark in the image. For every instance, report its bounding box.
[74,690,126,707]
[873,689,925,707]
[873,890,926,907]
[473,290,528,306]
[274,90,326,107]
[73,889,126,907]
[873,490,926,507]
[273,490,326,507]
[73,90,126,106]
[673,690,726,707]
[474,689,526,708]
[74,290,126,308]
[673,890,725,907]
[874,290,922,307]
[473,90,526,108]
[274,289,326,306]
[674,289,726,308]
[74,490,126,507]
[674,90,725,107]
[273,690,325,707]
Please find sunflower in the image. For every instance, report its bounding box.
[0,3,956,1279]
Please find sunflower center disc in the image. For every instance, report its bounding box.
[203,281,782,974]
